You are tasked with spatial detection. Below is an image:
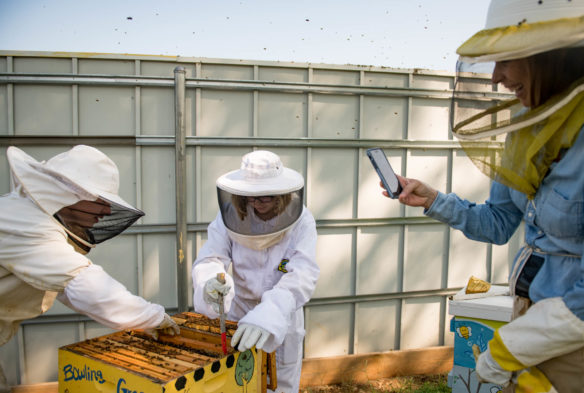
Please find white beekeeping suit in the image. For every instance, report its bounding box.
[0,145,178,392]
[192,150,320,393]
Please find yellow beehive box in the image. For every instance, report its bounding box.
[58,312,276,393]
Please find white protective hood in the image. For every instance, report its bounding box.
[7,145,143,248]
[7,145,134,215]
[216,150,305,250]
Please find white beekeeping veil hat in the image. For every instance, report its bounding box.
[449,0,584,197]
[457,0,584,63]
[216,150,304,250]
[7,145,144,249]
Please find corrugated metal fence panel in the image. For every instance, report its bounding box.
[0,51,522,384]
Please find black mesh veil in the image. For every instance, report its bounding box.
[54,197,144,245]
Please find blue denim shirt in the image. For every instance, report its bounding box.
[426,126,584,321]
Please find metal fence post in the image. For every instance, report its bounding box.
[174,66,188,312]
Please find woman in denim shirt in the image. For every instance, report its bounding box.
[382,1,584,392]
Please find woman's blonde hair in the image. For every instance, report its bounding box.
[232,194,292,220]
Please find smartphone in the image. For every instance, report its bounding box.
[366,147,402,199]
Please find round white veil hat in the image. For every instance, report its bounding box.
[457,0,584,63]
[216,150,304,196]
[7,145,138,215]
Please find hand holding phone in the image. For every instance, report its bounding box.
[366,148,402,199]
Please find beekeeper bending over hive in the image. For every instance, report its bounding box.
[0,145,179,392]
[192,150,320,393]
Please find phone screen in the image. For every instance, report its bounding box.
[367,148,402,198]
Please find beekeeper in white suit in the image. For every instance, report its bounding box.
[0,145,179,392]
[192,150,319,393]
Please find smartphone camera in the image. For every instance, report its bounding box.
[366,147,402,199]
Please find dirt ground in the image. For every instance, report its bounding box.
[299,374,449,393]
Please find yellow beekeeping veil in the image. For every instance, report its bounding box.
[450,0,584,198]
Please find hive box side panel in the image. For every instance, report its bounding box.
[59,345,264,393]
[162,349,264,393]
[58,349,162,393]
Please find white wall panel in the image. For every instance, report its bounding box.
[404,225,447,292]
[401,297,442,350]
[304,304,352,358]
[14,85,72,134]
[186,147,196,222]
[411,75,453,90]
[141,147,175,224]
[199,90,253,137]
[258,92,307,138]
[84,321,115,341]
[363,72,408,88]
[140,87,175,135]
[23,323,80,384]
[309,149,355,219]
[361,96,407,139]
[142,233,178,307]
[312,94,359,139]
[78,58,135,75]
[356,226,401,295]
[13,57,71,73]
[258,67,307,83]
[79,86,135,135]
[312,69,359,85]
[355,300,399,353]
[313,227,353,298]
[409,98,450,140]
[141,61,196,78]
[0,85,7,134]
[201,64,253,80]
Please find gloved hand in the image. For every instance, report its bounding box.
[231,323,271,352]
[145,313,180,340]
[475,348,512,387]
[203,275,231,313]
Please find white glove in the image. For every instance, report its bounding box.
[231,323,271,352]
[476,348,512,387]
[203,276,231,314]
[145,313,180,340]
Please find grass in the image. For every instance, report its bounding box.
[300,374,450,393]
